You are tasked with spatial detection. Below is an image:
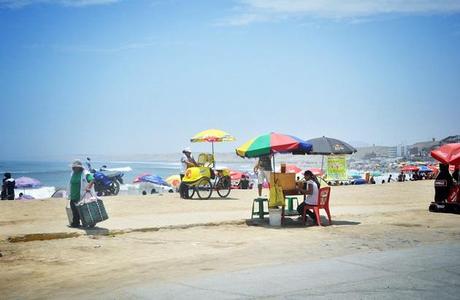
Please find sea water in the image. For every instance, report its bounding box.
[0,160,255,198]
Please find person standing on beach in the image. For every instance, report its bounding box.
[67,160,95,228]
[434,163,453,203]
[1,173,16,200]
[387,174,395,183]
[254,154,272,197]
[179,148,198,199]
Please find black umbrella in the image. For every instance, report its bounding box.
[306,136,357,172]
[307,136,357,155]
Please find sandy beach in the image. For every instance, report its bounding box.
[1,180,459,299]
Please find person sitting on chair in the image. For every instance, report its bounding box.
[296,170,320,224]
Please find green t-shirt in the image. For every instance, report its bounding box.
[70,171,94,202]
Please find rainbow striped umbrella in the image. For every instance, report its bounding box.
[236,132,312,158]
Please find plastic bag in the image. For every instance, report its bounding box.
[269,185,285,208]
[78,192,98,206]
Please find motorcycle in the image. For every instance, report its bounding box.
[86,157,125,196]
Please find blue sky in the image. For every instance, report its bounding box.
[1,0,460,159]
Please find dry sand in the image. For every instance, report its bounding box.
[1,180,459,299]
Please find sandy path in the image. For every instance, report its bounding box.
[1,181,459,299]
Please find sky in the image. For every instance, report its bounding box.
[1,0,460,160]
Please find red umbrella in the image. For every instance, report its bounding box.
[401,165,419,172]
[230,170,247,181]
[431,143,460,166]
[309,168,324,176]
[428,165,439,172]
[285,164,302,174]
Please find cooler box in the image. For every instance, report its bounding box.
[78,199,109,227]
[66,201,73,225]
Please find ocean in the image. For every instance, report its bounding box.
[0,159,255,189]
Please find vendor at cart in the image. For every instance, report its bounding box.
[179,147,198,199]
[296,170,320,224]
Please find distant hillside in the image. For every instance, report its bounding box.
[352,146,392,159]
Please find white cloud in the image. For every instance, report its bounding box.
[225,0,460,25]
[0,0,120,9]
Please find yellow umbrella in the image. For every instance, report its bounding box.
[166,175,181,189]
[191,129,235,143]
[191,129,236,166]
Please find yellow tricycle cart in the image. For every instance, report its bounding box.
[182,153,232,199]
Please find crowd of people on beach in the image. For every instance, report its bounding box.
[2,152,459,227]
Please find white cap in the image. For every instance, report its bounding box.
[70,159,83,168]
[183,147,192,153]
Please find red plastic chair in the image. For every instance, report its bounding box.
[302,187,331,226]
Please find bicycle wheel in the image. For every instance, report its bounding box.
[196,178,212,200]
[216,176,231,198]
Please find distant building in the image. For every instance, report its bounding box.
[387,146,397,158]
[397,144,408,157]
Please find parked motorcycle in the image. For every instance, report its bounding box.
[86,157,125,196]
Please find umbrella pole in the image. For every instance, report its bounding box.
[212,142,215,168]
[272,154,278,207]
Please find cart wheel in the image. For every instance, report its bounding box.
[187,186,195,199]
[428,203,438,212]
[196,178,212,200]
[216,176,231,198]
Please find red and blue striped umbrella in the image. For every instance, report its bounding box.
[236,132,312,158]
